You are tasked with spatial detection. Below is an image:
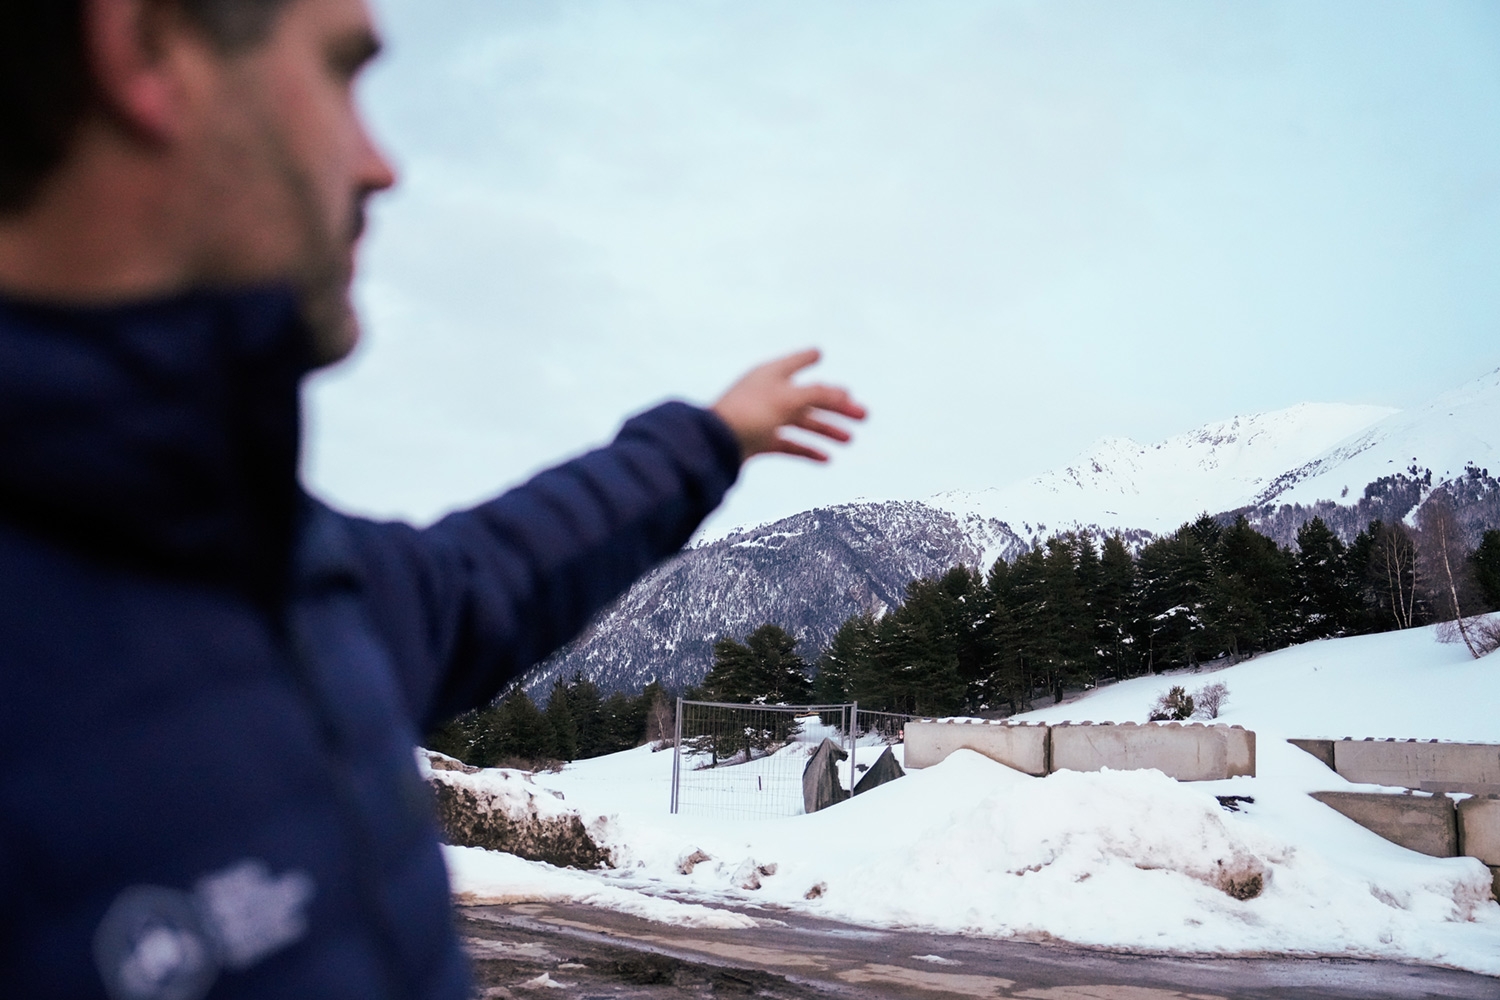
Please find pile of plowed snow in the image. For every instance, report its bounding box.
[444,622,1500,974]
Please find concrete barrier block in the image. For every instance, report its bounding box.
[903,720,1049,775]
[1310,791,1457,858]
[1457,797,1500,866]
[1226,726,1257,779]
[1049,722,1253,781]
[1332,739,1500,791]
[1287,738,1335,770]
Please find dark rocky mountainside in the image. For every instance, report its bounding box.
[520,501,1024,698]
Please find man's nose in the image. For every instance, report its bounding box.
[357,124,397,193]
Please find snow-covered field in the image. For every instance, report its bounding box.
[444,623,1500,976]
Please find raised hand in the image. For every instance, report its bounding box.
[710,349,867,462]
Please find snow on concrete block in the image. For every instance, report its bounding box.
[1049,722,1255,781]
[1331,738,1500,792]
[1310,791,1458,858]
[1457,797,1500,866]
[1287,738,1335,770]
[902,720,1048,775]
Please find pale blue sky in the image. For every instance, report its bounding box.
[304,0,1500,535]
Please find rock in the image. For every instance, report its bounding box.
[417,749,613,870]
[802,738,850,814]
[677,849,711,875]
[804,882,827,900]
[852,746,906,796]
[756,862,777,877]
[732,858,763,890]
[423,749,480,774]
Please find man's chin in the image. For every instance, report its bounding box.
[300,286,360,367]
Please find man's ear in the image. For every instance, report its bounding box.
[83,0,201,143]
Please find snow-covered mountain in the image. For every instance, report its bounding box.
[523,502,1025,697]
[1254,368,1500,510]
[1226,367,1500,547]
[522,366,1500,698]
[931,402,1395,545]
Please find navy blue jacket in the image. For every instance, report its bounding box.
[0,289,740,999]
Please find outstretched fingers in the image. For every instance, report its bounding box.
[770,348,823,378]
[792,411,853,443]
[709,348,866,462]
[799,383,866,422]
[768,435,830,463]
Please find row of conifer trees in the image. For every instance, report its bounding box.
[430,510,1500,764]
[802,512,1500,718]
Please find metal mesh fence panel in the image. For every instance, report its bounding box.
[671,702,853,820]
[849,708,916,787]
[669,703,920,818]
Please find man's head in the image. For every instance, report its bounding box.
[0,0,395,363]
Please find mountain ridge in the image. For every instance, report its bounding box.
[520,366,1500,699]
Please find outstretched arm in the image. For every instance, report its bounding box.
[344,351,866,730]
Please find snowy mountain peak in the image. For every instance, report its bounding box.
[1257,366,1500,509]
[934,402,1397,538]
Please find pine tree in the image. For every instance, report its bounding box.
[1472,529,1500,610]
[471,689,549,766]
[1293,517,1354,640]
[1095,534,1138,679]
[742,623,813,704]
[701,635,755,702]
[855,577,966,715]
[564,676,607,757]
[973,556,1024,713]
[815,613,873,704]
[1136,525,1216,670]
[543,680,579,760]
[1209,516,1294,660]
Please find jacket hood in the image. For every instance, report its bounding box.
[0,287,311,602]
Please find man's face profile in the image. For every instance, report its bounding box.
[189,0,395,362]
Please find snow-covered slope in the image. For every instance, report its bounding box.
[933,402,1395,542]
[454,624,1500,977]
[1257,367,1500,510]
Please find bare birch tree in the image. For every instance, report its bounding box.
[1372,520,1420,630]
[1418,497,1483,658]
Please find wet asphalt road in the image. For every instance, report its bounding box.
[456,901,1500,999]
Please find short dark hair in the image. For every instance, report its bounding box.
[0,0,293,214]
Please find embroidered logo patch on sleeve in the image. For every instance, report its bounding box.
[94,860,316,1000]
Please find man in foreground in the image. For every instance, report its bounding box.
[0,1,864,997]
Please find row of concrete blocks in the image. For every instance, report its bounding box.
[1311,791,1500,899]
[1288,737,1500,795]
[1288,737,1500,898]
[904,719,1256,781]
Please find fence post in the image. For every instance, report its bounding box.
[848,701,858,793]
[670,696,683,814]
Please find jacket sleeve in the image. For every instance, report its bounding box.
[337,401,741,731]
